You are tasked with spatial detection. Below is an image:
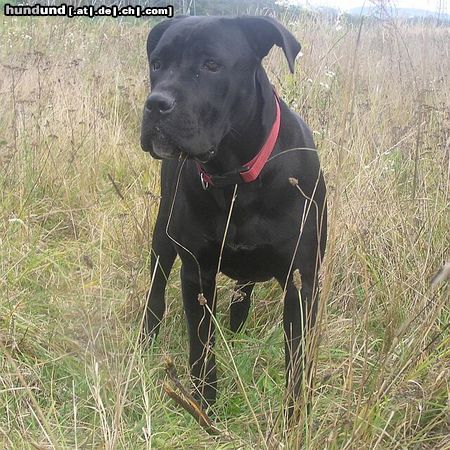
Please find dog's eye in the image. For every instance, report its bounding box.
[202,60,220,72]
[151,60,161,71]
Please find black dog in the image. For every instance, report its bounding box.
[140,15,327,415]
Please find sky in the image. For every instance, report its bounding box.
[289,0,447,13]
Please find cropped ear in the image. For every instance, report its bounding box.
[146,16,187,56]
[236,16,301,73]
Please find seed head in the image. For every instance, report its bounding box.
[293,269,302,290]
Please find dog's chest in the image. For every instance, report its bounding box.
[181,185,298,281]
[221,213,271,247]
[216,214,282,281]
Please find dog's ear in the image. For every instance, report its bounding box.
[236,16,301,73]
[147,16,187,56]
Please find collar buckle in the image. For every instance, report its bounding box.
[200,172,209,190]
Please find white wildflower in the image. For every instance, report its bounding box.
[9,218,26,226]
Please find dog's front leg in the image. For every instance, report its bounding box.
[229,281,254,333]
[282,274,318,418]
[181,263,218,409]
[142,215,176,342]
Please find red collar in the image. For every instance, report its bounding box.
[196,90,281,189]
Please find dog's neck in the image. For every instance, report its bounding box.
[199,67,277,176]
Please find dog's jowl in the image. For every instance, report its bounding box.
[140,15,327,416]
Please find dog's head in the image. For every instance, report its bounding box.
[140,16,300,161]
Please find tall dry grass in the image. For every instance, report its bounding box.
[0,15,449,449]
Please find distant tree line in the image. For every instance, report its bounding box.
[7,0,449,25]
[10,0,282,16]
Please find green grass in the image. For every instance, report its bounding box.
[1,14,449,449]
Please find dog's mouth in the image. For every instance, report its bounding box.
[146,129,182,159]
[145,126,218,163]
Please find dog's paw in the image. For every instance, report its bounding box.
[191,387,217,415]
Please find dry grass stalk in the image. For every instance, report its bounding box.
[163,357,221,436]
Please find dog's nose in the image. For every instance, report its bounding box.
[145,93,175,115]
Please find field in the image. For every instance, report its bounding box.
[0,13,449,449]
